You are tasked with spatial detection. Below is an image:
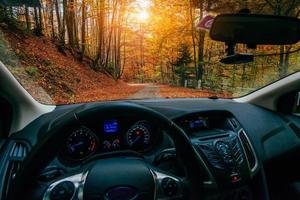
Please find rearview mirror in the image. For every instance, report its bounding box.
[210,14,300,45]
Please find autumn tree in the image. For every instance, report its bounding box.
[2,0,300,97]
[263,0,300,78]
[174,43,192,86]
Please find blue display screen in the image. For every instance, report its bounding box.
[103,120,119,134]
[189,117,208,130]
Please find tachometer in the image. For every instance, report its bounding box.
[126,121,151,150]
[66,127,98,160]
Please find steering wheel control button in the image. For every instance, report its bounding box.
[161,177,178,197]
[50,181,75,200]
[106,186,138,200]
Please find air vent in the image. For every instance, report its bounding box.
[289,123,300,138]
[238,130,257,172]
[10,142,28,160]
[4,142,28,199]
[229,118,239,129]
[230,138,244,166]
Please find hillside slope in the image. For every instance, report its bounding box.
[0,24,142,104]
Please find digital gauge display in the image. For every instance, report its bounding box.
[103,120,119,135]
[66,127,98,160]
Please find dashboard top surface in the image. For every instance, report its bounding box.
[10,98,300,164]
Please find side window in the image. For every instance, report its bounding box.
[292,92,300,115]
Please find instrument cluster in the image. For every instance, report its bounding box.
[61,120,157,162]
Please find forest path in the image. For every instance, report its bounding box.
[127,83,161,99]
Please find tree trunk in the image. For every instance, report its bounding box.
[189,0,197,79]
[25,6,30,31]
[73,0,79,48]
[55,0,62,36]
[81,0,86,60]
[38,7,43,33]
[279,45,292,78]
[104,0,118,70]
[278,45,286,78]
[34,7,39,28]
[57,0,67,52]
[197,1,205,87]
[115,1,125,80]
[50,2,55,38]
[33,7,42,35]
[65,0,76,48]
[93,0,105,69]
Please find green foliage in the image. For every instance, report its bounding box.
[173,43,192,86]
[25,66,39,76]
[174,43,192,67]
[0,30,19,66]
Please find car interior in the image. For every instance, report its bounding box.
[1,6,300,200]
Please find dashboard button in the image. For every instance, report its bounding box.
[230,174,241,183]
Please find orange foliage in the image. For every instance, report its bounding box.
[159,85,232,99]
[1,25,143,104]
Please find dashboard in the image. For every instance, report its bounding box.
[3,98,300,200]
[11,98,300,166]
[59,110,240,164]
[59,119,160,162]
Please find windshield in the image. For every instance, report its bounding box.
[0,0,300,104]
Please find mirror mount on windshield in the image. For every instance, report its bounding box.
[220,53,254,64]
[225,42,236,56]
[220,42,254,64]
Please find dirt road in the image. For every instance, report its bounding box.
[127,83,161,99]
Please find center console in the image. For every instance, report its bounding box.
[175,111,258,199]
[192,130,256,187]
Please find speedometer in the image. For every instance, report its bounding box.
[66,127,98,160]
[126,121,151,150]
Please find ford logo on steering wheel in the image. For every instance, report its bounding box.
[106,186,138,200]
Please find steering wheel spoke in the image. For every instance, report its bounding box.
[42,171,87,200]
[151,168,185,200]
[42,160,186,200]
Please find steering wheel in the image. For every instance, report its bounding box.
[8,103,210,200]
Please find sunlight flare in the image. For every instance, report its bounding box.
[136,9,150,23]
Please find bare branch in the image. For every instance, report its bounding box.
[285,0,297,16]
[264,0,275,9]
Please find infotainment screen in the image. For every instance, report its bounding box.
[103,120,119,134]
[189,117,209,130]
